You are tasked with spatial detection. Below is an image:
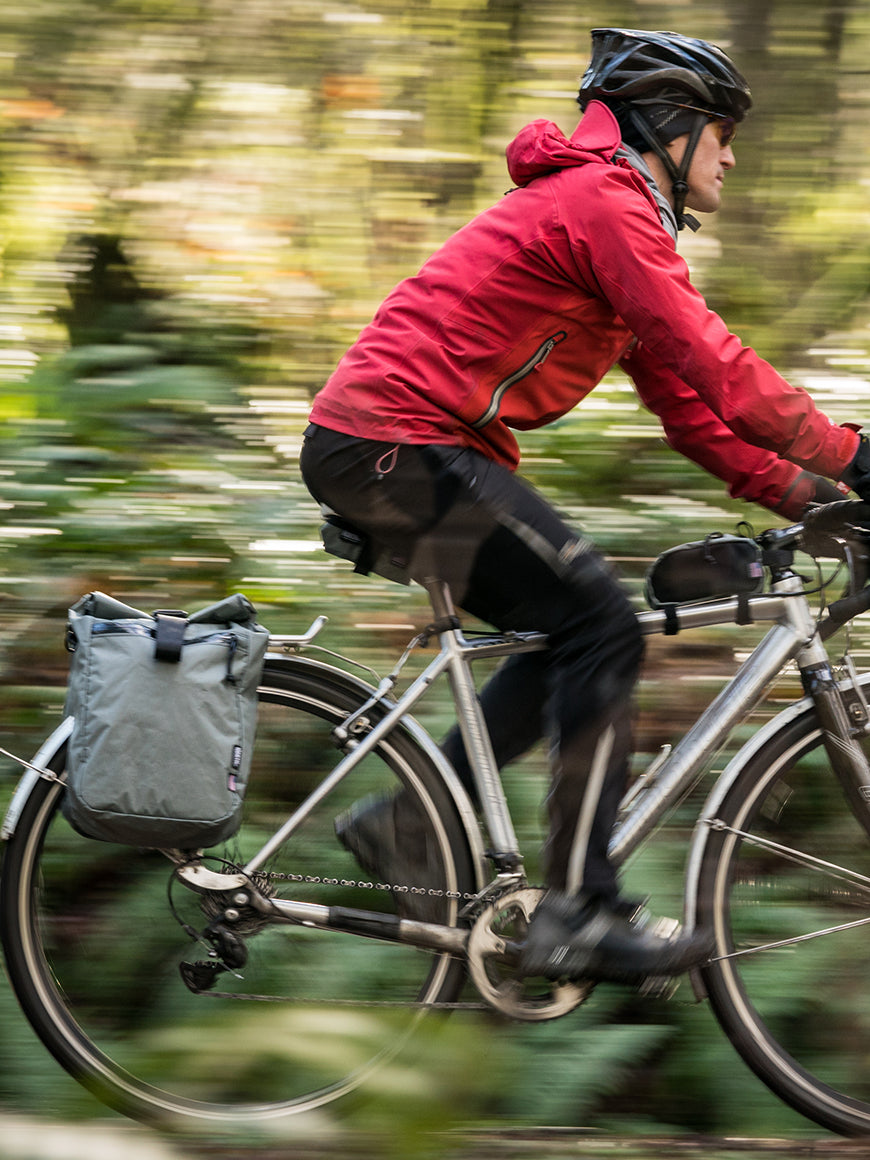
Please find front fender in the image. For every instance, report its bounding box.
[681,674,870,1000]
[684,670,870,930]
[680,691,819,1001]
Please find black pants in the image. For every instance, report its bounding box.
[299,424,645,901]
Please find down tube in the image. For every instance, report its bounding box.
[608,618,807,867]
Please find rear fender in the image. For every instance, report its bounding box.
[2,716,73,840]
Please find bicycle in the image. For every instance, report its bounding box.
[4,500,870,1134]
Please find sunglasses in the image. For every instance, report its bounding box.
[707,112,738,148]
[669,103,738,147]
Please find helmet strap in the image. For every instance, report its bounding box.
[626,108,706,232]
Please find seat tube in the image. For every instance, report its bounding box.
[426,580,523,871]
[444,640,522,870]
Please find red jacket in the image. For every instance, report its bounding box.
[310,101,858,517]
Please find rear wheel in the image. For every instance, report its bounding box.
[698,684,870,1136]
[0,658,478,1128]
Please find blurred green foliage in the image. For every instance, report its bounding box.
[0,0,869,1146]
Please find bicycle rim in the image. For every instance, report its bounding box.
[698,698,870,1135]
[0,662,476,1128]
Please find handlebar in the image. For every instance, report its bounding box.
[759,500,870,639]
[760,499,870,555]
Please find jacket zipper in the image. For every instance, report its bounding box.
[472,330,567,429]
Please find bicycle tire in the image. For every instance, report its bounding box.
[697,673,870,1136]
[0,656,478,1128]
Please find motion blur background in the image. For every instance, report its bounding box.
[1,0,870,1153]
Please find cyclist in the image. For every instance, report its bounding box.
[300,28,870,985]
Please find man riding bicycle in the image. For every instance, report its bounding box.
[300,28,870,985]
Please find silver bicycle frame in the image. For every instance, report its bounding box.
[0,565,851,959]
[243,580,543,875]
[243,573,819,887]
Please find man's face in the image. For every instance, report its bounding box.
[668,119,736,214]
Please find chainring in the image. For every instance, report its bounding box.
[466,886,591,1021]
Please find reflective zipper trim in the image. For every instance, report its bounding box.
[471,330,567,430]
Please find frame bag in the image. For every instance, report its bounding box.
[62,591,270,848]
[645,532,764,609]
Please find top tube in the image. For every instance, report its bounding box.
[637,592,799,638]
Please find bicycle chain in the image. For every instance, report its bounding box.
[260,867,481,903]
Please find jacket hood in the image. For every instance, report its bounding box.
[505,99,679,241]
[505,100,621,187]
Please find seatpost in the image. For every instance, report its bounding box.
[425,578,462,629]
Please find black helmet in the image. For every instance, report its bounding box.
[579,29,751,231]
[579,28,751,121]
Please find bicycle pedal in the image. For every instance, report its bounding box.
[637,974,680,1000]
[648,915,681,940]
[637,917,682,1000]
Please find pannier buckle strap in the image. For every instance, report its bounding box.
[153,610,188,663]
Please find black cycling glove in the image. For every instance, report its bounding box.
[841,433,870,501]
[811,476,847,506]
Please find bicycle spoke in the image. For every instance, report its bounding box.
[708,817,870,896]
[712,912,870,962]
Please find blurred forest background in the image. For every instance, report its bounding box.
[2,0,870,1151]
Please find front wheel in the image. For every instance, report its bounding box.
[0,658,478,1128]
[697,681,870,1136]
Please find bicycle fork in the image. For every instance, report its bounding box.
[799,639,870,838]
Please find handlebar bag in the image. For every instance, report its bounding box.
[62,592,270,848]
[645,533,764,609]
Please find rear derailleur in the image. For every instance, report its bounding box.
[179,920,248,993]
[172,864,272,993]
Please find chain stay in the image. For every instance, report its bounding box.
[189,865,487,1008]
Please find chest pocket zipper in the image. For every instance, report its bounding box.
[471,330,567,429]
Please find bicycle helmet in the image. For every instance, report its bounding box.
[579,29,752,229]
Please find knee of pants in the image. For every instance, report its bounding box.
[551,586,644,685]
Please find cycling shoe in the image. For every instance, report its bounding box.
[520,890,714,986]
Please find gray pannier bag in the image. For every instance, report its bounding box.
[62,591,270,848]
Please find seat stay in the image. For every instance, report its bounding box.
[243,646,458,875]
[245,622,526,879]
